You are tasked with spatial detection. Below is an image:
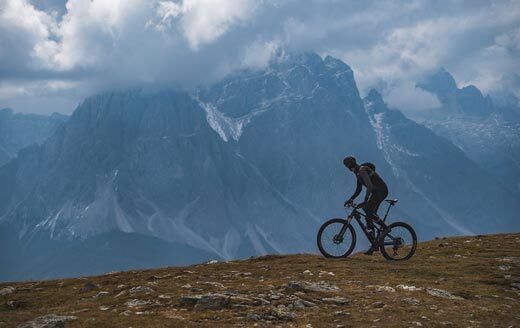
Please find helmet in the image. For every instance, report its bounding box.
[343,156,357,168]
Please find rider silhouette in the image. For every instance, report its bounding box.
[343,156,388,255]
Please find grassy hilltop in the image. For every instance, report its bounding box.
[1,233,519,327]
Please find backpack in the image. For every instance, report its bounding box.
[360,162,376,173]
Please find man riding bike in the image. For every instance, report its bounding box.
[343,156,388,255]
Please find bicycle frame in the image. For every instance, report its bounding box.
[339,203,393,246]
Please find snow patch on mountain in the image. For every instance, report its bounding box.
[197,99,268,142]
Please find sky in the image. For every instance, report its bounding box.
[0,0,519,114]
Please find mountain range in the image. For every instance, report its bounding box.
[1,53,519,281]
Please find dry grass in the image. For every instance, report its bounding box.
[1,233,519,327]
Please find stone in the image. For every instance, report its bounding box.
[251,297,271,305]
[0,286,15,296]
[179,295,202,306]
[245,313,262,322]
[114,290,127,298]
[180,294,230,310]
[321,296,350,305]
[425,288,464,300]
[499,265,511,271]
[158,294,172,299]
[17,314,77,328]
[194,294,230,310]
[402,298,420,306]
[126,299,150,308]
[93,291,109,298]
[396,285,422,291]
[286,281,340,293]
[99,306,110,311]
[129,286,154,295]
[371,301,385,308]
[511,283,520,290]
[270,305,297,321]
[318,271,335,276]
[375,285,395,293]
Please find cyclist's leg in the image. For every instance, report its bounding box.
[363,198,378,241]
[368,189,388,222]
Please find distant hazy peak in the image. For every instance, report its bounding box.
[416,67,457,97]
[416,68,494,116]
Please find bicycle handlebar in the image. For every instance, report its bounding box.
[344,202,364,210]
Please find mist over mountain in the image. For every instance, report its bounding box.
[1,53,519,281]
[412,69,520,193]
[0,109,68,166]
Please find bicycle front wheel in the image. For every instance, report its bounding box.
[317,218,356,258]
[379,222,417,261]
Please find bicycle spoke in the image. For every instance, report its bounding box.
[381,224,416,260]
[318,220,354,258]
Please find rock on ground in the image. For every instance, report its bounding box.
[17,314,77,328]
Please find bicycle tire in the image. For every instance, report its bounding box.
[317,218,356,258]
[379,221,417,261]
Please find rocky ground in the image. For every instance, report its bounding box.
[1,233,519,327]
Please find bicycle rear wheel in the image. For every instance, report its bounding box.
[317,218,356,258]
[379,222,417,261]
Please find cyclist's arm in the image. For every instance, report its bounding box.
[349,177,362,200]
[359,170,373,202]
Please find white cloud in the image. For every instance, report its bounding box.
[241,39,279,69]
[0,0,519,113]
[385,82,441,112]
[180,0,258,50]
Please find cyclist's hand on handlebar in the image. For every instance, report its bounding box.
[344,199,353,207]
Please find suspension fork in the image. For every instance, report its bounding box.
[338,215,354,237]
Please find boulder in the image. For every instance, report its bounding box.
[425,288,464,300]
[17,314,77,328]
[321,296,350,305]
[0,286,15,296]
[286,281,340,293]
[129,286,154,295]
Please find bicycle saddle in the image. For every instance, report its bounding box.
[385,199,398,205]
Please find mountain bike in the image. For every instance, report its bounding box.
[317,199,417,261]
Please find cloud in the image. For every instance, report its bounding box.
[0,0,519,114]
[385,82,441,112]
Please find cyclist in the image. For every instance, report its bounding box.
[343,156,388,255]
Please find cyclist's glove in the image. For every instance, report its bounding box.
[344,198,353,207]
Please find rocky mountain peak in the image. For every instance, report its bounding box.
[363,89,387,114]
[416,68,458,97]
[416,68,493,116]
